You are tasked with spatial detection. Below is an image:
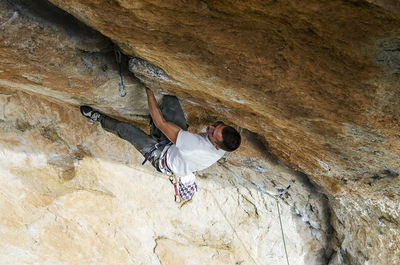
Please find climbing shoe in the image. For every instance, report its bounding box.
[80,106,101,122]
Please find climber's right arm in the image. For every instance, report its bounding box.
[145,87,180,144]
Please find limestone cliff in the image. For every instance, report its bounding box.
[0,0,399,264]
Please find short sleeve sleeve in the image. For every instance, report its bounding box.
[176,130,199,150]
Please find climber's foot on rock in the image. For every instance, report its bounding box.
[80,106,102,122]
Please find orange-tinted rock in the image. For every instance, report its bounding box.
[46,0,400,191]
[1,0,400,264]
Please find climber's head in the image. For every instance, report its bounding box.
[207,121,241,152]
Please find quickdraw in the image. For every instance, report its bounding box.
[169,175,182,203]
[114,45,127,97]
[278,180,295,198]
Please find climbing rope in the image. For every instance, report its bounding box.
[207,189,259,265]
[114,45,127,97]
[217,158,291,265]
[277,200,290,265]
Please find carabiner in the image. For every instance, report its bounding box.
[118,80,127,97]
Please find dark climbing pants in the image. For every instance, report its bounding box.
[100,95,187,170]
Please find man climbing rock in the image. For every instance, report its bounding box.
[80,87,241,201]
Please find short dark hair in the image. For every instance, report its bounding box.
[216,126,241,152]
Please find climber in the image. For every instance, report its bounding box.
[80,87,241,201]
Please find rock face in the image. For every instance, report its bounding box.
[0,0,399,264]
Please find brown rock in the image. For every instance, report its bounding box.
[1,0,400,264]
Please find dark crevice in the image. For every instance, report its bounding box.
[240,128,280,164]
[7,0,113,52]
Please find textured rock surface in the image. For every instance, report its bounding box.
[0,89,327,265]
[1,0,399,264]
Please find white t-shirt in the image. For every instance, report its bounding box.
[159,130,225,185]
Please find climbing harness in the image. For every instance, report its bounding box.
[142,139,170,165]
[154,146,198,203]
[142,139,189,203]
[217,156,291,265]
[114,45,127,97]
[162,152,197,203]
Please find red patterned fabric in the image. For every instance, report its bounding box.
[178,181,197,200]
